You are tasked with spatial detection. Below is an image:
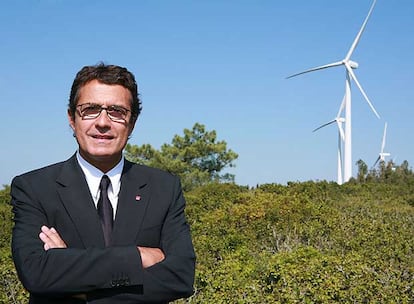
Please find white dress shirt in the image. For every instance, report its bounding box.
[76,152,123,220]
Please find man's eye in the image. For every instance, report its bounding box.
[110,107,127,115]
[83,105,100,113]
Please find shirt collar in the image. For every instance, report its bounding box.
[76,152,124,200]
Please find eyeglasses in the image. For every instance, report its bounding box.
[76,103,131,122]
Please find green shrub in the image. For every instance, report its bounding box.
[181,181,414,303]
[0,189,28,304]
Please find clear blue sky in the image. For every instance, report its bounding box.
[1,0,413,187]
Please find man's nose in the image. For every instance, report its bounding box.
[95,108,112,126]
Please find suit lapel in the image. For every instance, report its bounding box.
[112,161,151,246]
[56,155,105,247]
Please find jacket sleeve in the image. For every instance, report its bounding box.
[123,177,196,302]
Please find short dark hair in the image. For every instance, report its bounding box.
[68,63,142,122]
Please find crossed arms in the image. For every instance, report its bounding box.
[39,226,164,269]
[39,226,165,300]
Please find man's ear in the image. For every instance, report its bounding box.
[68,110,75,132]
[128,118,137,137]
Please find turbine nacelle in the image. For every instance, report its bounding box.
[348,60,359,69]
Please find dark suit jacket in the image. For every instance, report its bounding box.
[11,154,196,303]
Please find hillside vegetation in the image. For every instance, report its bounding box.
[184,179,413,303]
[1,168,413,303]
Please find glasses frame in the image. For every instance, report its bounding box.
[76,103,131,123]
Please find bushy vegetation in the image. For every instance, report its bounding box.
[1,161,413,303]
[180,178,413,303]
[0,186,28,303]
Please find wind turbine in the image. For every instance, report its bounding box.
[373,122,390,167]
[313,96,346,184]
[287,0,380,183]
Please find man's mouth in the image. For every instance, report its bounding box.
[92,135,113,140]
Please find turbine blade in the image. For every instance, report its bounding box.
[381,122,387,153]
[373,155,380,167]
[337,94,346,117]
[345,0,377,60]
[345,63,380,118]
[313,119,336,132]
[286,61,343,79]
[336,120,345,141]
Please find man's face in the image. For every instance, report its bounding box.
[68,79,135,172]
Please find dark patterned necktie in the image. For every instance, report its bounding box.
[97,175,113,246]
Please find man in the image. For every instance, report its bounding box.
[11,63,196,303]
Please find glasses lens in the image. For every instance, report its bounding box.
[107,106,128,121]
[80,104,101,118]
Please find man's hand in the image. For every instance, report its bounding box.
[39,226,67,250]
[137,246,165,268]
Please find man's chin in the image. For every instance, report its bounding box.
[83,150,121,161]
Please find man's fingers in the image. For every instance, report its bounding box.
[39,231,49,243]
[41,226,62,241]
[39,226,67,249]
[137,246,165,268]
[40,232,54,251]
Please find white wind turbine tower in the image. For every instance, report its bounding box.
[287,0,380,183]
[313,96,346,184]
[373,122,390,167]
